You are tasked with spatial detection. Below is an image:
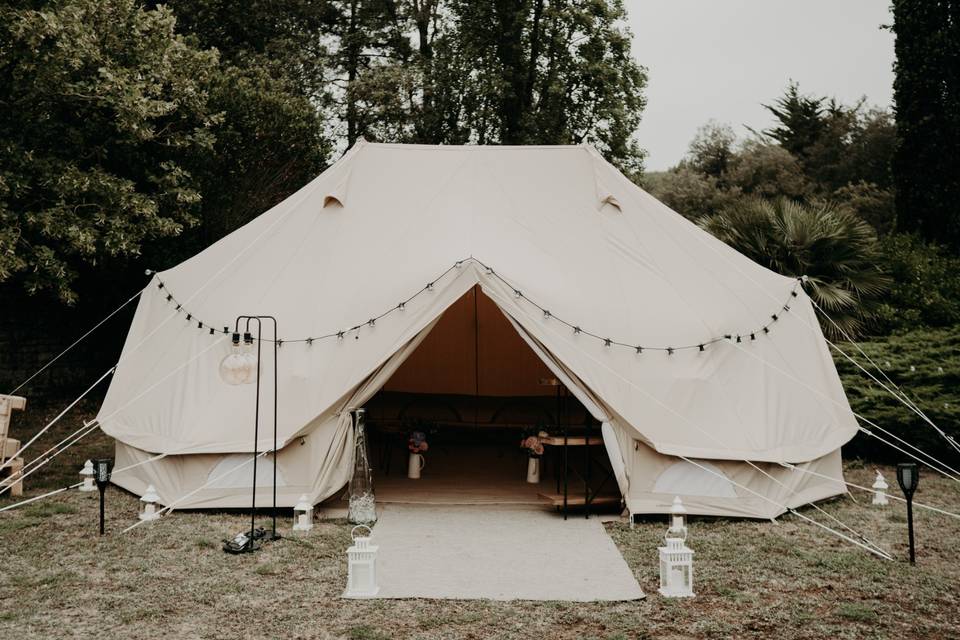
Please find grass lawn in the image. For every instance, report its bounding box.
[1,400,959,639]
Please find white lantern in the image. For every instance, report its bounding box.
[872,471,889,506]
[138,485,161,521]
[658,496,695,598]
[344,525,379,598]
[293,494,314,532]
[78,460,96,492]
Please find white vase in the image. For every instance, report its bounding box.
[526,457,540,484]
[408,452,425,479]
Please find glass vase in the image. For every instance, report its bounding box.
[347,408,377,524]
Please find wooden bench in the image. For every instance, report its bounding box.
[0,395,26,497]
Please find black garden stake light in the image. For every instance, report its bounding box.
[93,458,113,536]
[896,462,920,564]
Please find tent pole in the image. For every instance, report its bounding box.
[270,316,279,541]
[562,385,568,521]
[585,418,590,519]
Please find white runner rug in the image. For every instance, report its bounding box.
[366,504,644,601]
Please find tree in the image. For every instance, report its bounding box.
[0,0,220,303]
[447,0,648,176]
[159,0,333,260]
[643,166,737,220]
[700,197,889,338]
[725,139,809,200]
[686,121,736,180]
[891,0,960,249]
[322,0,648,176]
[761,82,827,162]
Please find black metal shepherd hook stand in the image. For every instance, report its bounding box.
[235,315,281,549]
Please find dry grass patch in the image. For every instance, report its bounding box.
[1,403,959,638]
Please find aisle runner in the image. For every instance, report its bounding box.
[367,504,645,601]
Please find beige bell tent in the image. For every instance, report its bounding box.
[98,141,855,519]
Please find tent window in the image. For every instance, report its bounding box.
[653,460,737,498]
[323,194,344,209]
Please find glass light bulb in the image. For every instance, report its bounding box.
[219,343,250,385]
[241,341,259,385]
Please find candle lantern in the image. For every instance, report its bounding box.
[344,525,379,598]
[293,494,314,532]
[658,496,695,598]
[79,460,96,492]
[871,471,889,506]
[138,484,161,521]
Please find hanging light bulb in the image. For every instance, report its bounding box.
[241,333,259,384]
[219,333,250,385]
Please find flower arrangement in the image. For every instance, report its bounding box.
[408,430,429,454]
[520,430,548,458]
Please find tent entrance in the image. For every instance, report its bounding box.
[362,286,620,509]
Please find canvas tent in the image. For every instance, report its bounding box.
[98,141,855,519]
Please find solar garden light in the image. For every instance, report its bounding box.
[138,484,161,522]
[344,525,379,598]
[93,458,113,536]
[293,494,314,533]
[78,460,96,492]
[871,470,889,506]
[658,496,695,598]
[896,463,920,564]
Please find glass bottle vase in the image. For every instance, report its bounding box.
[347,408,377,524]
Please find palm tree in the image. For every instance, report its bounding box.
[700,197,889,339]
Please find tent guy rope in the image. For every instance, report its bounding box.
[809,298,960,456]
[0,452,169,514]
[1,337,228,493]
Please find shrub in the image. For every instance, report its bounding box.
[836,326,960,466]
[700,197,889,338]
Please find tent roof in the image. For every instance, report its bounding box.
[98,141,858,462]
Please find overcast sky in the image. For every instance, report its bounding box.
[626,1,896,170]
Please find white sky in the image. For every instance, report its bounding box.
[626,1,896,170]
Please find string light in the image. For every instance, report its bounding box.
[152,257,798,355]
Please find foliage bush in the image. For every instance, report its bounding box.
[700,197,889,338]
[872,234,960,335]
[836,326,960,467]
